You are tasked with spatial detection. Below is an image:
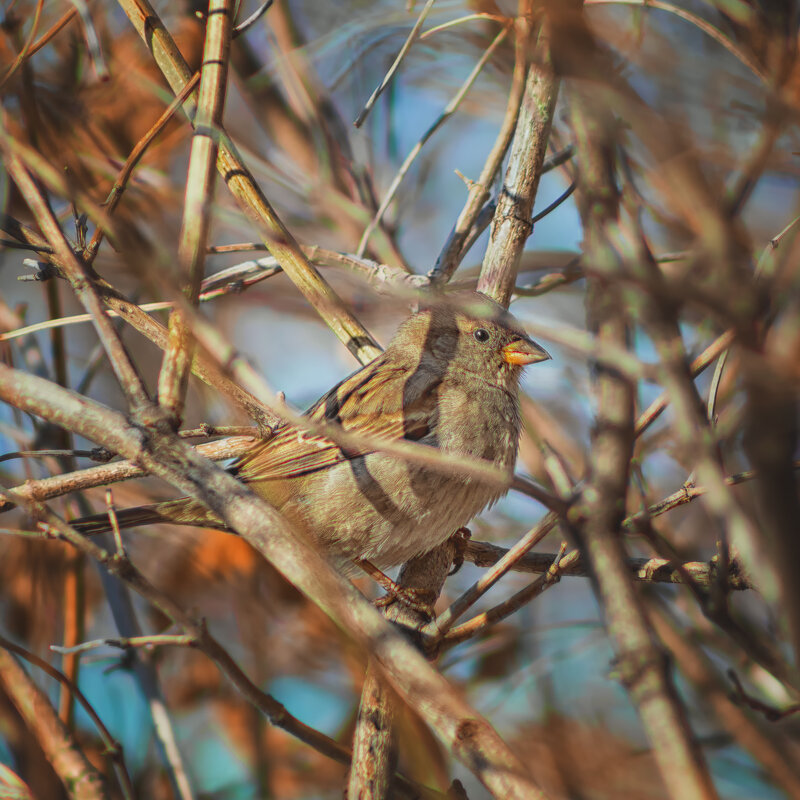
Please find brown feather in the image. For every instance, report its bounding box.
[232,356,440,483]
[68,292,550,570]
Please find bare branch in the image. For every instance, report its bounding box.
[0,362,545,799]
[0,646,111,800]
[569,81,718,799]
[477,16,559,306]
[158,0,234,423]
[117,0,382,365]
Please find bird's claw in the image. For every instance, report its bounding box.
[374,587,436,619]
[448,527,472,576]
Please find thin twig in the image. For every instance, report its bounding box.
[357,21,512,257]
[477,17,560,306]
[462,541,752,590]
[0,449,110,463]
[158,0,233,423]
[353,0,437,128]
[426,512,559,640]
[233,0,274,36]
[706,349,729,424]
[530,181,576,224]
[445,545,575,645]
[85,73,201,262]
[726,671,800,722]
[25,7,79,58]
[635,330,735,437]
[0,0,44,88]
[431,13,529,284]
[420,13,504,40]
[52,635,196,655]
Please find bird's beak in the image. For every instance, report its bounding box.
[502,337,551,366]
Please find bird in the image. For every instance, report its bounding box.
[71,292,550,574]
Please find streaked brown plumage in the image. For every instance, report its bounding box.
[73,293,550,572]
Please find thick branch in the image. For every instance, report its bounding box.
[0,647,110,800]
[117,0,381,365]
[158,0,233,422]
[570,89,718,800]
[0,363,544,800]
[477,16,559,305]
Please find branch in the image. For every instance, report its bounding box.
[0,646,110,800]
[158,0,234,423]
[117,0,382,365]
[431,13,529,284]
[0,435,257,512]
[477,15,559,305]
[0,362,545,799]
[463,541,752,590]
[569,82,718,799]
[353,0,435,128]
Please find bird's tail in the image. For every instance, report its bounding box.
[70,497,227,536]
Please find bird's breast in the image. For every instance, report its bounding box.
[432,380,521,468]
[259,379,522,570]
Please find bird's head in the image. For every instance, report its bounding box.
[390,291,550,389]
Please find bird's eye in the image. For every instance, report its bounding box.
[473,328,490,343]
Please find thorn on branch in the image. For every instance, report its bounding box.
[103,647,137,676]
[90,446,114,463]
[18,259,58,282]
[233,0,274,37]
[455,170,477,189]
[726,670,800,722]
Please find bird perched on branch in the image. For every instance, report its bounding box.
[72,292,550,573]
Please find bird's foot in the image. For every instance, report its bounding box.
[356,558,436,618]
[447,527,472,576]
[374,586,437,618]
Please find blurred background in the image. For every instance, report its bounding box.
[1,1,799,798]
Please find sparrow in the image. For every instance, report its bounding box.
[72,292,550,572]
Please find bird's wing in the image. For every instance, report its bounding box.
[233,355,441,482]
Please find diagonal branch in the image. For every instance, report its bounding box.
[2,152,152,415]
[158,0,233,423]
[477,14,559,306]
[569,84,718,799]
[116,0,382,366]
[0,362,546,800]
[0,646,110,800]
